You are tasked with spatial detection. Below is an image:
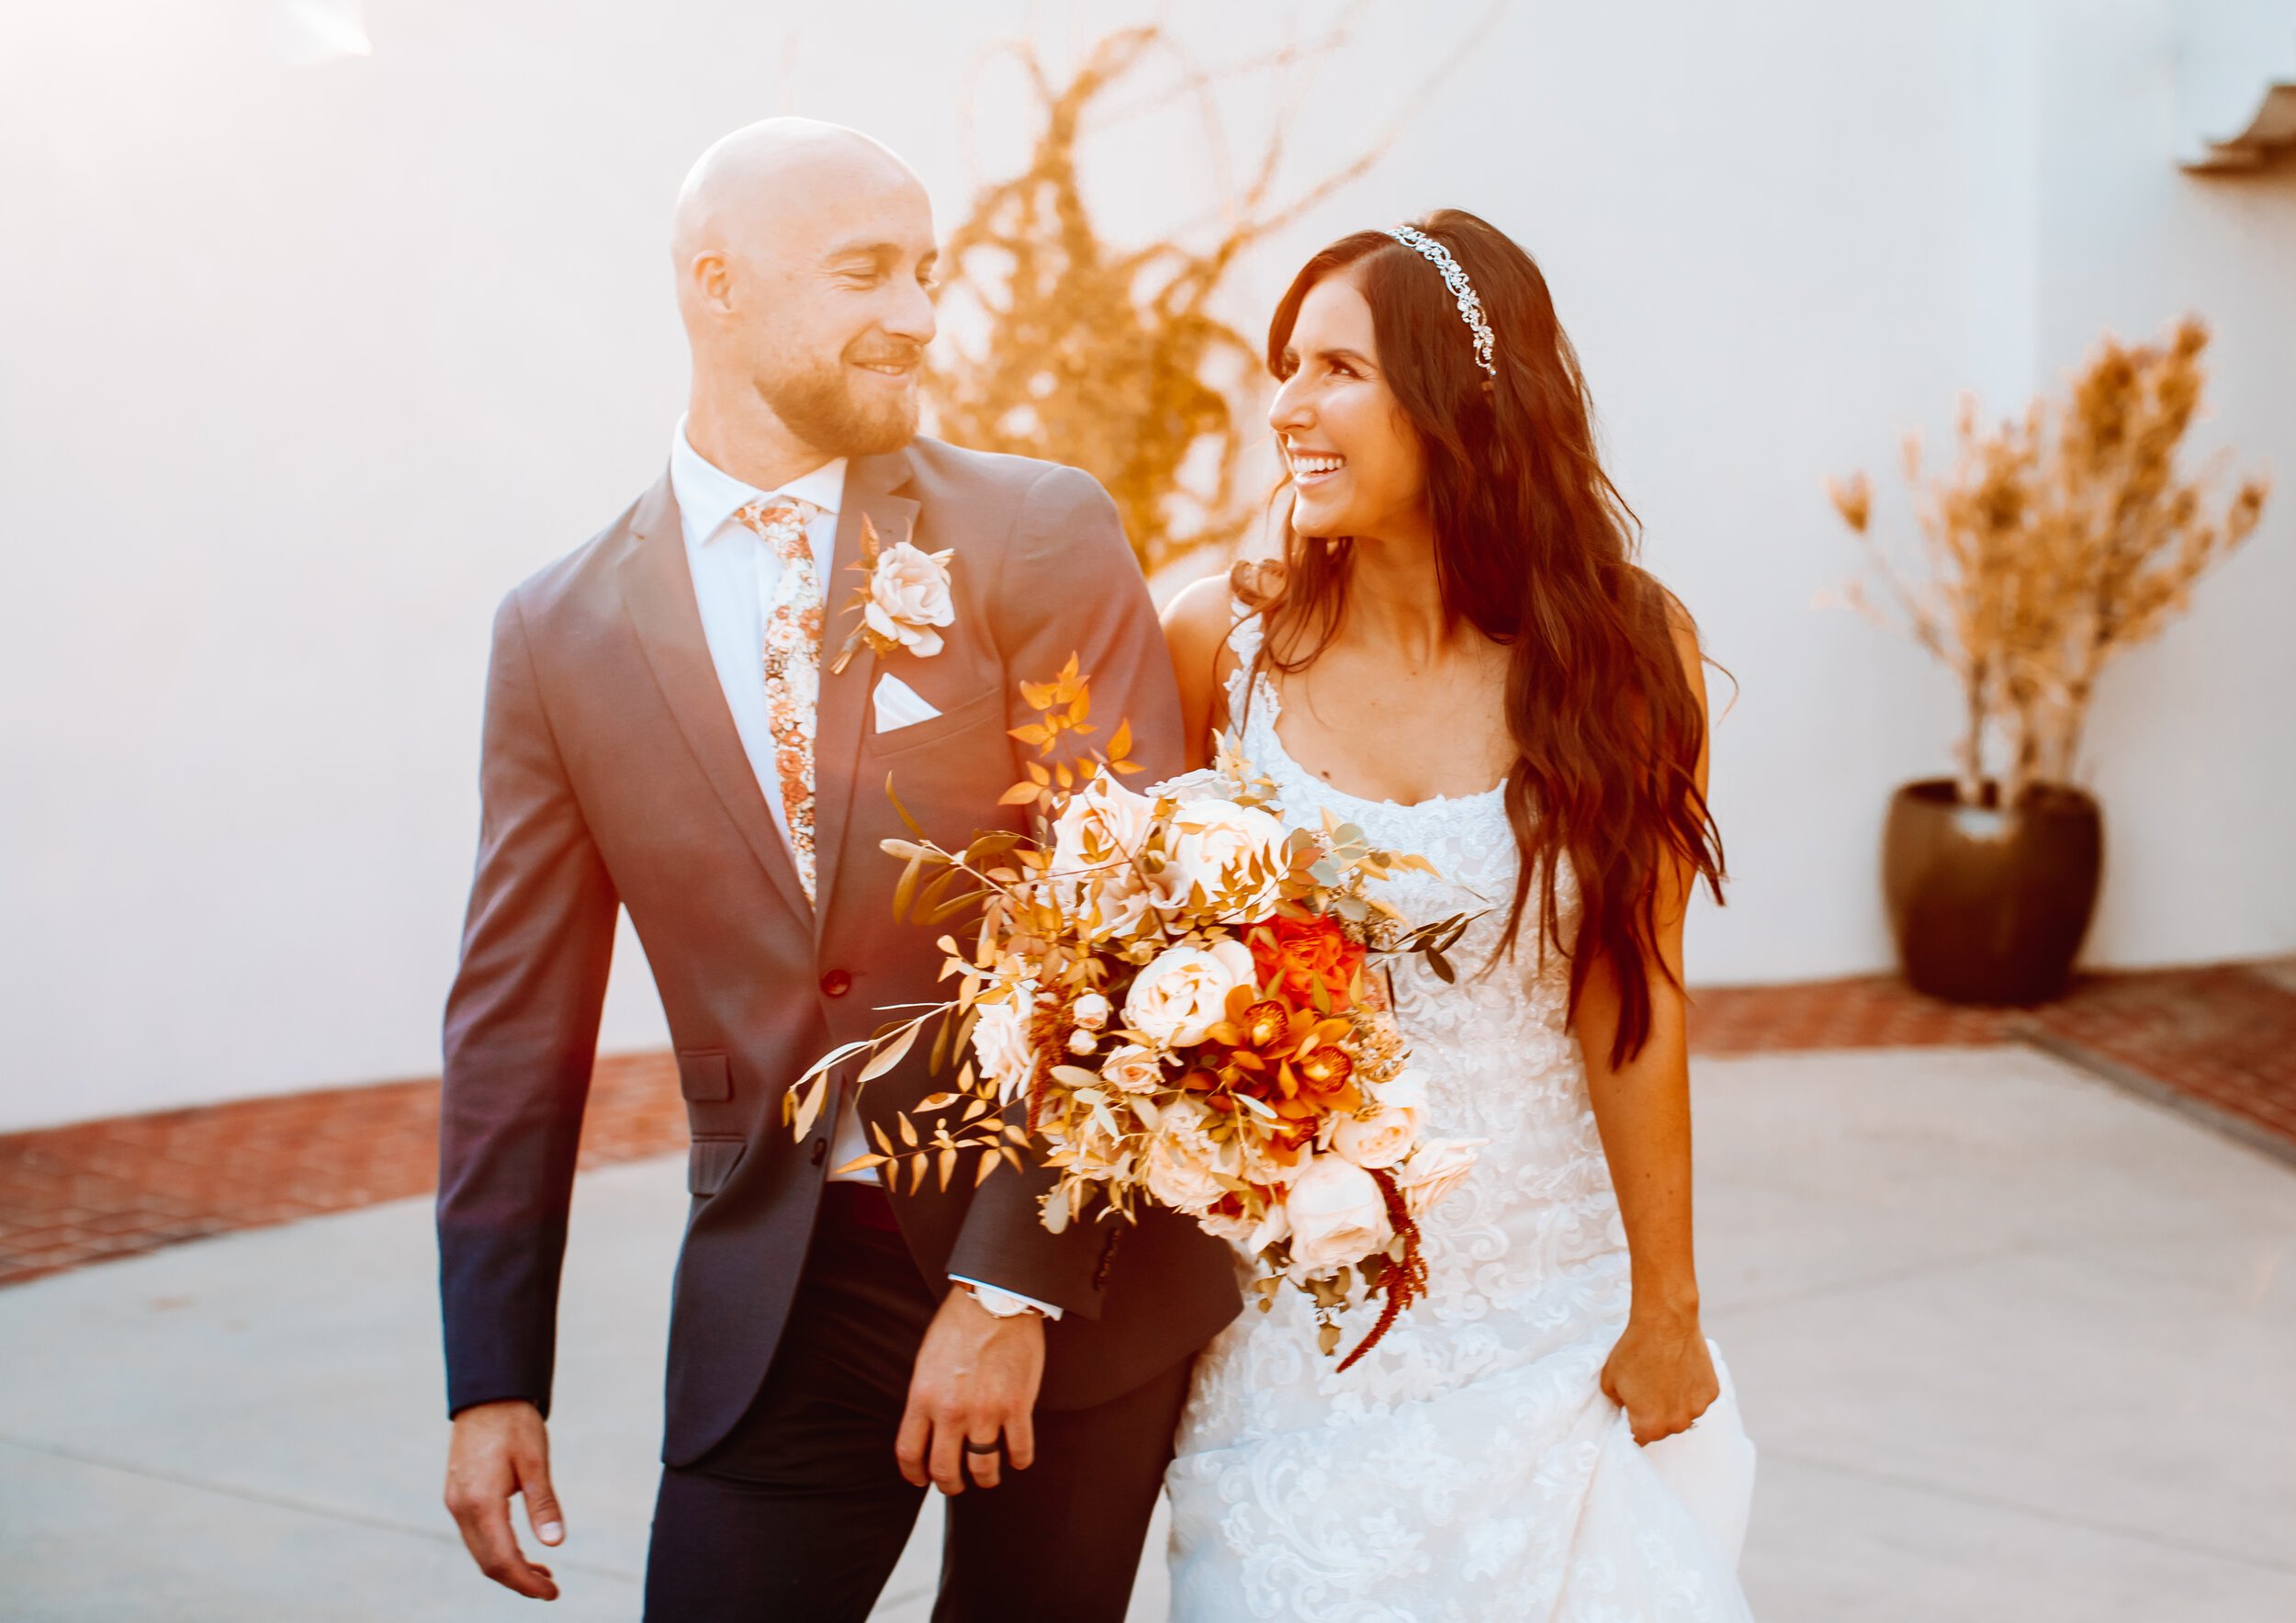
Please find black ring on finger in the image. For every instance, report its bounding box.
[962,1437,1003,1455]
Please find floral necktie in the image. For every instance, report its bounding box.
[736,496,826,904]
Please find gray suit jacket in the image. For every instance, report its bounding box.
[437,438,1240,1467]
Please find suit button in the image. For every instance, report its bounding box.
[810,1138,827,1167]
[821,969,852,997]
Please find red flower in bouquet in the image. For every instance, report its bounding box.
[1247,915,1366,1014]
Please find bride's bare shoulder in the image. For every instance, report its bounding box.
[1161,563,1277,766]
[1160,572,1232,660]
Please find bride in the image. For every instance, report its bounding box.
[1158,211,1758,1620]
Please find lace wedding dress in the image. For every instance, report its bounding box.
[1164,608,1758,1622]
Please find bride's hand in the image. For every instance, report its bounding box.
[1599,1311,1720,1446]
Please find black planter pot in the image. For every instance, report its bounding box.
[1881,778,2104,1006]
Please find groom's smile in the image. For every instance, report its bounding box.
[849,342,924,384]
[850,341,922,378]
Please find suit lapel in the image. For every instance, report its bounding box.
[618,470,814,926]
[811,448,920,942]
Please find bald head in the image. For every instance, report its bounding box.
[673,118,939,470]
[671,118,925,284]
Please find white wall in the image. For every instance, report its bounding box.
[3,0,2290,1131]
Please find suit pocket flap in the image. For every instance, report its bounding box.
[676,1049,731,1101]
[687,1136,746,1197]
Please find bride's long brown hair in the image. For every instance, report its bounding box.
[1248,209,1726,1068]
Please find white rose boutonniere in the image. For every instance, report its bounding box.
[830,514,955,673]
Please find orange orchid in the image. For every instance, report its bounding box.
[1187,984,1363,1125]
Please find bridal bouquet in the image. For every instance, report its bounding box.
[786,659,1481,1365]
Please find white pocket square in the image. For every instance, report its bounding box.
[872,673,943,733]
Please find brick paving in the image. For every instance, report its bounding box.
[1690,959,2296,1151]
[2021,964,2296,1149]
[0,1053,681,1290]
[1687,975,2023,1054]
[4,960,2292,1290]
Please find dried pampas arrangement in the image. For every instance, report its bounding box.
[1829,316,2268,808]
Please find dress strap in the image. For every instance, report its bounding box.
[1221,596,1269,738]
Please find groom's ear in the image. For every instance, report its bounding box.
[685,250,736,315]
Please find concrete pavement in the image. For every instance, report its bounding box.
[2,1044,2291,1619]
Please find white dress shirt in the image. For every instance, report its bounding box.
[667,422,1055,1318]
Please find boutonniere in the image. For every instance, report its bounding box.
[829,515,956,674]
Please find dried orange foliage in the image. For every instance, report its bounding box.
[1829,316,2269,806]
[925,20,1418,575]
[1001,652,1142,813]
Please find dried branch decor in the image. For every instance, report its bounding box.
[1829,316,2269,807]
[926,15,1496,574]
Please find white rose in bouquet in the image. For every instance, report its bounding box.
[1097,1043,1166,1094]
[1054,1104,1131,1184]
[1199,1199,1290,1250]
[1045,779,1163,941]
[1164,798,1292,923]
[972,983,1039,1103]
[1331,1069,1426,1170]
[863,541,955,658]
[1143,1099,1232,1216]
[1142,766,1222,800]
[1050,775,1159,873]
[1136,859,1195,923]
[1123,939,1256,1047]
[1071,990,1111,1030]
[1092,880,1159,941]
[1246,1200,1292,1254]
[1395,1136,1482,1218]
[1283,1152,1395,1278]
[1197,1204,1256,1245]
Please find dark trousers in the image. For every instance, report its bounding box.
[643,1184,1191,1622]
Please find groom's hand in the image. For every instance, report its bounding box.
[897,1288,1045,1494]
[445,1399,565,1600]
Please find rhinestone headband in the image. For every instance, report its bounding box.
[1385,224,1497,377]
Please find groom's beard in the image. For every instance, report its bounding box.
[760,340,923,458]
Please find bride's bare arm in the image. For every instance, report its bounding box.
[1158,574,1240,772]
[1572,612,1720,1446]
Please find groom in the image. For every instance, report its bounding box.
[436,119,1238,1619]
